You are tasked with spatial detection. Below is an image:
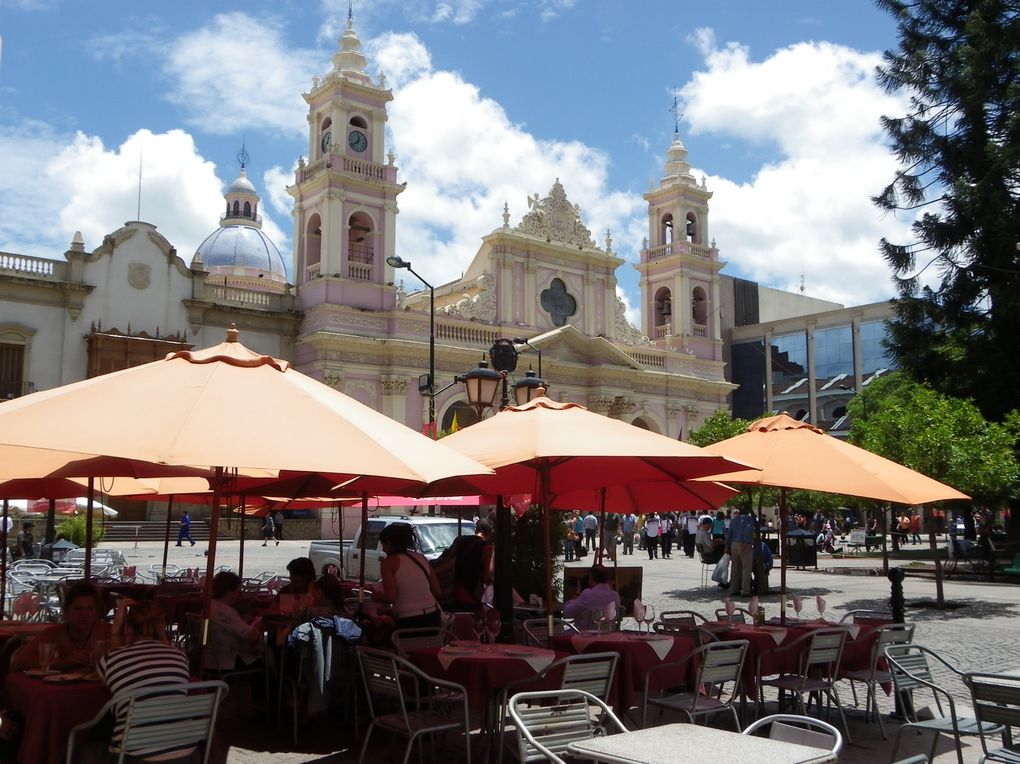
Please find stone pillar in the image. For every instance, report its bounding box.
[380,376,408,425]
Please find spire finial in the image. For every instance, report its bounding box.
[237,138,249,170]
[348,0,353,22]
[669,86,683,135]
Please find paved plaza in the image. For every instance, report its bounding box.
[106,538,1019,763]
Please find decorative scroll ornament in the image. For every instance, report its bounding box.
[439,271,496,322]
[513,180,597,249]
[614,296,651,346]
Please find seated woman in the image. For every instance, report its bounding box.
[297,575,345,621]
[93,600,192,762]
[377,523,442,629]
[10,581,114,672]
[695,516,725,564]
[207,571,265,672]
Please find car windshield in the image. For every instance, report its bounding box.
[416,522,474,554]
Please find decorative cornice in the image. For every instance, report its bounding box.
[513,180,597,249]
[610,397,635,418]
[381,376,407,395]
[323,373,344,390]
[587,396,613,415]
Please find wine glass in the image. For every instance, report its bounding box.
[792,595,804,622]
[605,602,618,632]
[472,610,486,644]
[485,612,502,646]
[816,595,827,621]
[642,603,656,635]
[591,607,605,635]
[724,598,735,620]
[632,600,646,633]
[38,642,55,673]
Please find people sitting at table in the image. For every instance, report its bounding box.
[299,575,346,621]
[752,539,774,595]
[562,565,620,631]
[279,557,316,596]
[92,599,192,762]
[695,515,724,564]
[207,571,265,672]
[377,523,442,629]
[10,582,114,672]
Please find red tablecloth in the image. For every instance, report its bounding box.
[409,645,566,713]
[5,671,110,764]
[0,621,49,647]
[549,631,697,712]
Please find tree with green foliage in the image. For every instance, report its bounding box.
[56,514,104,547]
[848,373,1019,504]
[511,505,565,601]
[873,0,1020,422]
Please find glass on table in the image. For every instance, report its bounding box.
[642,603,656,634]
[38,642,56,673]
[485,610,502,646]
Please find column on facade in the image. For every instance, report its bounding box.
[323,192,344,276]
[665,403,683,439]
[851,314,864,391]
[764,329,774,414]
[306,113,316,165]
[806,323,817,425]
[524,260,537,327]
[583,273,596,335]
[710,272,722,341]
[382,200,398,282]
[380,376,409,425]
[675,270,689,337]
[608,396,634,421]
[496,250,513,324]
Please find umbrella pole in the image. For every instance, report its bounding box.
[779,488,787,626]
[1,500,8,618]
[45,498,56,545]
[882,506,891,576]
[337,503,344,578]
[357,492,368,605]
[541,466,554,635]
[596,488,606,566]
[238,496,246,579]
[84,478,95,581]
[196,467,224,675]
[494,495,513,641]
[161,496,173,581]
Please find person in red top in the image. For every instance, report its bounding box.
[910,511,922,544]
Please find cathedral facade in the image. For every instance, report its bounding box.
[0,18,738,460]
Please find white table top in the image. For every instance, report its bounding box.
[567,724,836,764]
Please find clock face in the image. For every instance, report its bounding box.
[348,130,368,153]
[320,132,332,153]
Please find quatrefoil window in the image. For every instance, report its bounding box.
[540,278,577,327]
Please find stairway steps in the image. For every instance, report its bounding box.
[97,521,235,542]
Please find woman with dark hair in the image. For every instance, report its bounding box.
[10,582,113,672]
[378,523,442,629]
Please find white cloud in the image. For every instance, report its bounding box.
[681,33,917,305]
[364,32,432,89]
[163,13,323,137]
[0,120,67,257]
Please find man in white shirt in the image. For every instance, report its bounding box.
[644,513,661,560]
[563,565,621,631]
[582,512,599,552]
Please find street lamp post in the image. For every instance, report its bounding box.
[512,336,542,380]
[387,256,435,436]
[839,384,867,417]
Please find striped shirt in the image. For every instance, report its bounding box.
[98,640,192,759]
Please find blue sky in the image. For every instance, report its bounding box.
[0,0,913,318]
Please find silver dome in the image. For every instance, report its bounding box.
[228,173,257,194]
[195,225,289,283]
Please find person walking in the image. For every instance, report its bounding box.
[602,513,620,561]
[644,513,661,560]
[573,512,585,558]
[582,511,599,553]
[621,512,637,555]
[272,511,284,544]
[661,512,676,558]
[563,513,577,562]
[681,511,699,558]
[910,511,921,545]
[725,507,756,597]
[175,511,195,547]
[13,521,35,560]
[261,513,275,547]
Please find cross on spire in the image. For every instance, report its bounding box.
[237,138,249,170]
[669,86,683,135]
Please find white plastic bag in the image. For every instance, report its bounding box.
[711,553,731,585]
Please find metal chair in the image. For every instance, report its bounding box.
[356,646,471,764]
[521,617,578,648]
[641,638,748,730]
[65,680,228,764]
[654,614,718,647]
[840,622,914,738]
[757,627,852,742]
[840,609,893,624]
[507,689,627,764]
[741,713,843,755]
[885,643,1003,764]
[714,607,753,624]
[390,626,457,657]
[964,671,1020,764]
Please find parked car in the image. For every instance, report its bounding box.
[307,515,474,581]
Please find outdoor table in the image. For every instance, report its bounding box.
[548,630,696,712]
[566,723,836,764]
[5,670,110,764]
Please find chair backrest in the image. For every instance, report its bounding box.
[890,756,930,764]
[508,689,626,764]
[869,623,915,672]
[742,713,843,754]
[115,680,228,764]
[659,609,707,627]
[714,607,750,624]
[964,671,1020,758]
[558,652,618,700]
[840,609,893,623]
[884,644,963,721]
[522,618,577,647]
[390,626,454,657]
[356,646,413,728]
[696,639,748,691]
[801,628,847,676]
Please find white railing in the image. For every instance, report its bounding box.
[654,325,671,339]
[348,262,372,281]
[626,350,666,368]
[306,262,321,280]
[0,252,60,277]
[342,156,386,181]
[644,241,714,262]
[692,324,707,338]
[435,320,502,348]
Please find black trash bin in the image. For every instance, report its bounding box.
[785,528,818,569]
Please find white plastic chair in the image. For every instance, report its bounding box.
[741,713,843,755]
[507,689,626,764]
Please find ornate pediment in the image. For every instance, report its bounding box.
[439,270,496,322]
[514,180,597,249]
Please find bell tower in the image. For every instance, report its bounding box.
[635,130,723,360]
[288,13,403,312]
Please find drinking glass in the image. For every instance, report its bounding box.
[816,595,827,620]
[38,642,55,673]
[793,595,804,622]
[485,612,502,646]
[632,601,646,633]
[472,611,486,644]
[591,608,605,635]
[642,603,656,634]
[724,598,735,619]
[605,602,617,632]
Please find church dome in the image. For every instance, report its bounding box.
[195,225,290,284]
[228,173,257,194]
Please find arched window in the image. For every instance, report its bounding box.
[691,286,708,325]
[442,401,480,431]
[685,212,698,244]
[232,201,240,216]
[832,406,847,419]
[349,116,368,128]
[347,212,374,280]
[304,213,322,282]
[242,201,252,218]
[654,286,672,330]
[660,213,674,247]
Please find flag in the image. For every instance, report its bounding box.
[450,412,459,433]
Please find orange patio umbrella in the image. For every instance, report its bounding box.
[435,396,758,626]
[703,413,970,617]
[0,327,492,595]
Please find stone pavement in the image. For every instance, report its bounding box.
[104,539,1019,763]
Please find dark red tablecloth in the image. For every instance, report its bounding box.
[549,631,697,712]
[409,646,566,713]
[5,671,110,764]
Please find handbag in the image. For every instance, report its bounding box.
[711,553,731,585]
